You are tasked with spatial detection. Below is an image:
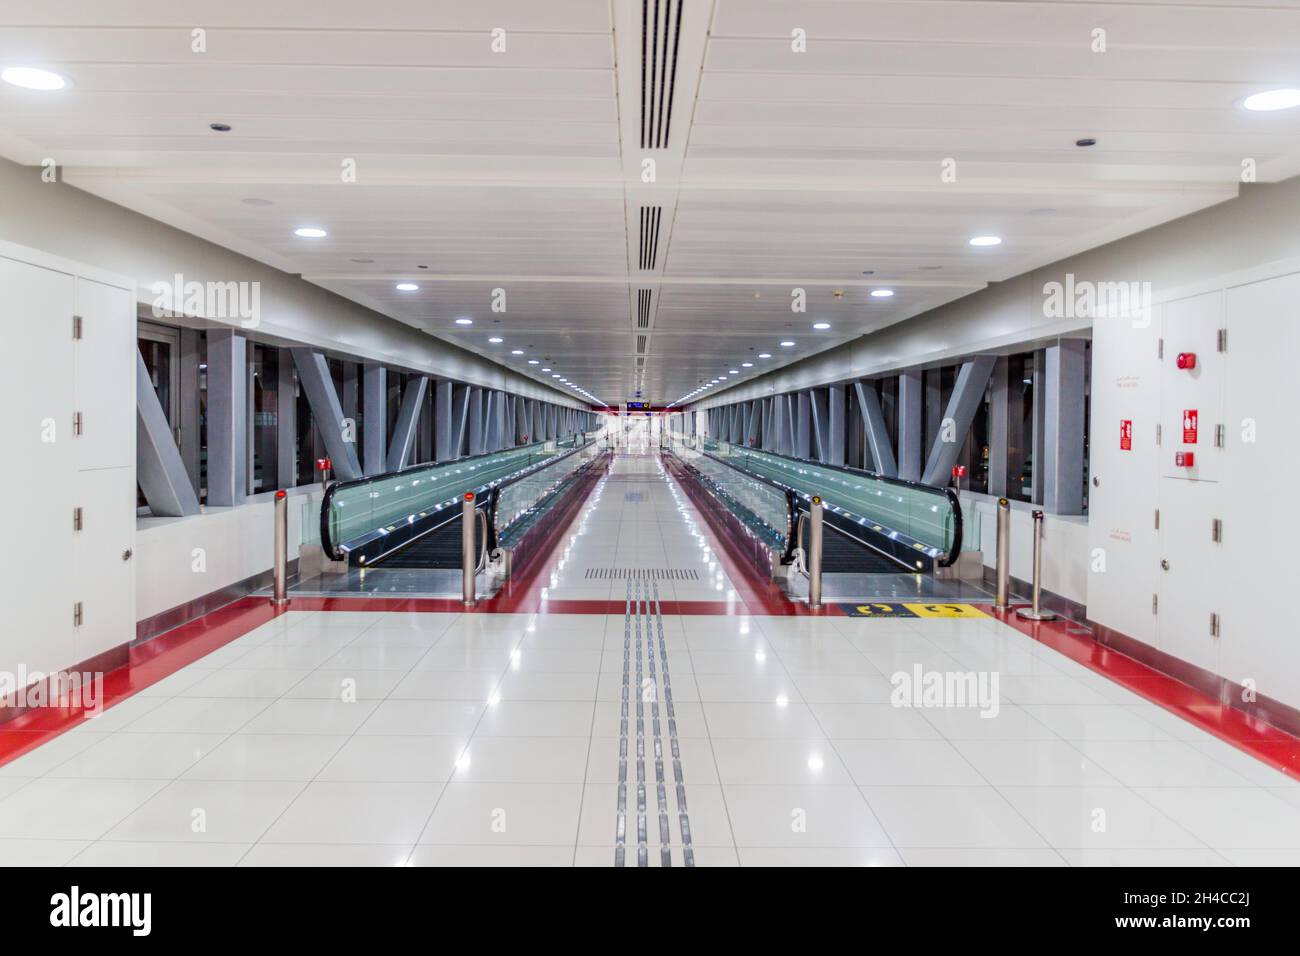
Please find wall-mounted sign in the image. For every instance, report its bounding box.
[626,401,649,410]
[1183,409,1198,444]
[1120,419,1132,451]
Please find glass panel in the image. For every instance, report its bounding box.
[496,441,600,540]
[325,443,566,549]
[667,435,791,548]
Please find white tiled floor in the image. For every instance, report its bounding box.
[3,453,1298,866]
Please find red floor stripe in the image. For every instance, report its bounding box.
[994,607,1300,781]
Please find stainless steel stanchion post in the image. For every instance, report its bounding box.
[808,496,825,609]
[1016,510,1057,621]
[271,490,290,607]
[462,492,477,608]
[994,497,1011,610]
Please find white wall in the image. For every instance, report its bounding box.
[1089,266,1300,711]
[0,241,136,677]
[0,158,581,409]
[964,495,1089,606]
[135,487,311,623]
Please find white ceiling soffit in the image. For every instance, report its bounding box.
[2,0,1298,404]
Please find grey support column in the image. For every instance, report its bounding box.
[276,348,297,488]
[435,381,455,462]
[794,391,812,459]
[532,400,544,443]
[924,368,943,454]
[136,349,201,516]
[386,376,428,472]
[921,355,996,486]
[897,369,923,482]
[452,384,471,458]
[178,328,203,492]
[515,396,528,443]
[854,381,898,478]
[417,385,434,464]
[362,362,387,475]
[466,387,484,456]
[341,363,359,438]
[810,389,828,461]
[1041,339,1087,514]
[987,357,1009,497]
[826,384,846,466]
[290,348,362,481]
[1032,350,1047,506]
[207,330,248,505]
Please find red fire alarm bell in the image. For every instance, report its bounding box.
[1175,451,1195,468]
[1176,352,1197,370]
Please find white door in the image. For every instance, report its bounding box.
[74,277,136,471]
[72,467,137,664]
[1160,291,1224,483]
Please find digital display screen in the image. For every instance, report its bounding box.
[626,401,649,410]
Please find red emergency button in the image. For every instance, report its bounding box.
[1176,352,1197,370]
[1175,451,1195,468]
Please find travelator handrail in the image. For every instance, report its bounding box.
[672,435,963,569]
[319,435,592,565]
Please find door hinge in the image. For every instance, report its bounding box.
[1152,594,1159,614]
[73,506,83,532]
[1211,518,1223,543]
[1154,508,1160,530]
[72,411,83,437]
[1217,328,1227,352]
[72,315,83,340]
[73,602,83,627]
[1157,337,1164,359]
[1214,423,1225,448]
[1210,612,1221,637]
[1155,423,1162,446]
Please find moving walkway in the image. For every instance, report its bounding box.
[663,434,983,601]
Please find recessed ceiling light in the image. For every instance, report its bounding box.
[395,282,419,292]
[528,359,539,365]
[729,369,739,374]
[294,227,327,238]
[759,353,772,359]
[969,235,1002,247]
[742,362,753,367]
[511,349,524,355]
[542,367,551,372]
[454,317,473,325]
[488,337,503,344]
[209,122,232,132]
[1243,88,1300,111]
[241,197,273,207]
[2,66,67,91]
[780,341,795,347]
[870,289,895,298]
[552,374,561,378]
[813,322,830,330]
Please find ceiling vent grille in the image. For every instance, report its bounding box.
[639,205,663,270]
[636,334,648,354]
[637,288,652,328]
[641,0,684,149]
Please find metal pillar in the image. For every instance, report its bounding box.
[276,347,297,488]
[290,348,362,481]
[207,329,247,505]
[854,380,898,477]
[987,357,1009,497]
[794,392,812,459]
[386,376,428,472]
[1042,339,1087,514]
[921,355,996,487]
[434,381,455,462]
[809,389,829,462]
[808,497,824,609]
[362,362,387,475]
[271,490,290,606]
[897,369,923,481]
[825,385,846,466]
[136,349,201,516]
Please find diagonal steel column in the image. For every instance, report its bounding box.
[921,355,996,486]
[794,392,812,459]
[362,362,387,475]
[291,348,361,481]
[452,384,471,458]
[810,388,829,461]
[467,386,485,456]
[386,376,428,472]
[855,381,899,477]
[136,349,200,516]
[826,384,846,466]
[532,400,544,442]
[434,380,455,462]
